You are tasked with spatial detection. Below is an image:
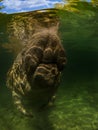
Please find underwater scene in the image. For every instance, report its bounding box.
[0,1,98,130]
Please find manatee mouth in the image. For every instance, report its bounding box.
[30,63,60,88]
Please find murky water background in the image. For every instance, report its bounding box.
[0,2,98,130]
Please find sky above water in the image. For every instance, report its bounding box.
[0,0,90,14]
[0,0,64,14]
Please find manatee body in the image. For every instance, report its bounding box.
[7,30,67,116]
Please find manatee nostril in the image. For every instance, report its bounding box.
[26,46,43,59]
[43,48,53,63]
[59,50,66,57]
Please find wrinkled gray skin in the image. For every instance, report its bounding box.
[7,29,67,117]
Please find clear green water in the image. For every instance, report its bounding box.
[0,2,98,130]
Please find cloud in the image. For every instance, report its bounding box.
[2,0,64,13]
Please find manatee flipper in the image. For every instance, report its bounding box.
[12,90,33,117]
